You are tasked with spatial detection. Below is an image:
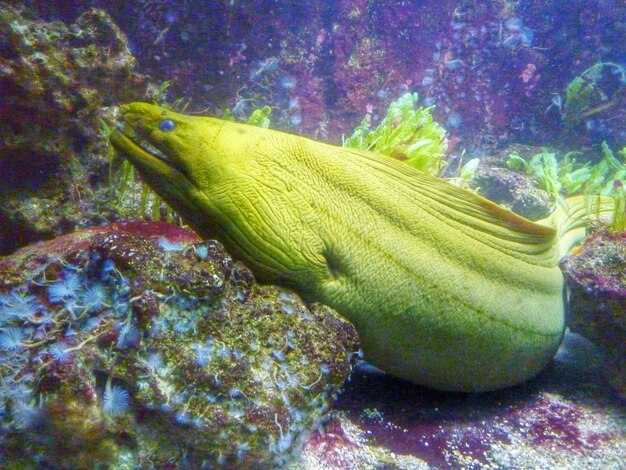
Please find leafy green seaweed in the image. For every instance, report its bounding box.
[507,143,626,230]
[507,151,563,197]
[153,80,171,105]
[612,181,625,232]
[343,93,448,176]
[245,105,272,128]
[562,62,626,124]
[446,155,481,189]
[222,104,272,128]
[152,81,191,112]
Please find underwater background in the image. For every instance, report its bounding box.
[0,0,625,468]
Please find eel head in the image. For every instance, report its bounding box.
[110,102,234,235]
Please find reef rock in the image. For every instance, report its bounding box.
[0,4,148,255]
[561,226,626,399]
[0,222,359,469]
[469,144,555,220]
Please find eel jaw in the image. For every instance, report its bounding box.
[110,121,176,176]
[109,124,195,218]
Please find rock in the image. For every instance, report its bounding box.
[561,226,626,399]
[471,163,555,220]
[469,145,555,220]
[0,4,149,255]
[0,222,359,469]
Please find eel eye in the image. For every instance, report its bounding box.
[159,119,175,132]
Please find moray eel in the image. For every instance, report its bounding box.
[110,102,606,392]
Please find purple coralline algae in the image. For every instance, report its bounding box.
[0,4,149,255]
[561,227,626,399]
[0,221,359,468]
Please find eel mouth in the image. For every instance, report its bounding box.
[111,120,171,166]
[109,116,191,186]
[109,114,200,227]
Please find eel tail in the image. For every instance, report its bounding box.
[538,195,616,260]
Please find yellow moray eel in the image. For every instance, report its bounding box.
[110,102,610,392]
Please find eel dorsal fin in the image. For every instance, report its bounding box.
[342,147,558,265]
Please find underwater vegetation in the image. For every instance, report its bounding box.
[0,221,358,468]
[506,143,626,230]
[560,62,626,126]
[343,93,448,176]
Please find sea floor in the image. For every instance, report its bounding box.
[296,331,626,469]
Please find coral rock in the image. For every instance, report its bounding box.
[0,222,359,468]
[0,4,148,255]
[561,227,626,399]
[469,145,555,220]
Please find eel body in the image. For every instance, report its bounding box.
[111,103,569,392]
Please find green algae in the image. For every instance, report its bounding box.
[245,105,273,128]
[562,62,626,125]
[343,92,448,176]
[506,143,626,230]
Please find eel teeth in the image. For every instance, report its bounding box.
[117,122,169,162]
[137,139,169,161]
